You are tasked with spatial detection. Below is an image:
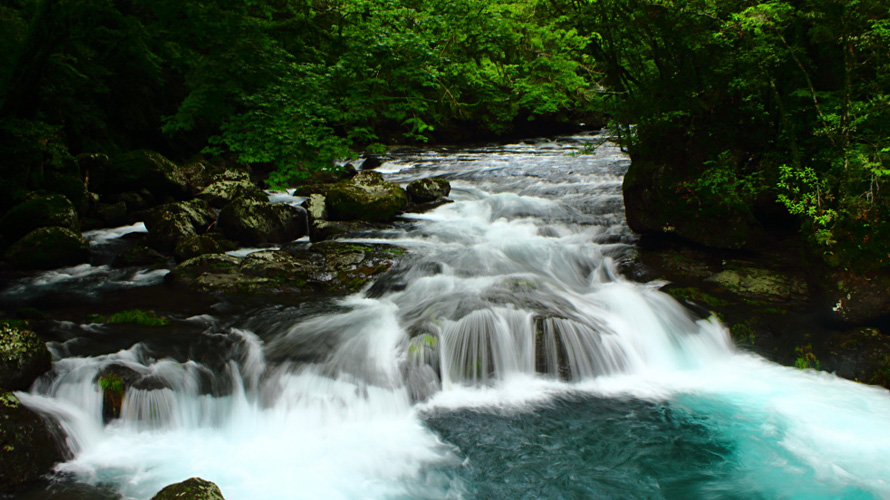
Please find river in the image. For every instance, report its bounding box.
[5,133,890,499]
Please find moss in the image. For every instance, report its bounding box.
[0,319,31,330]
[105,309,170,327]
[97,373,124,396]
[794,344,821,370]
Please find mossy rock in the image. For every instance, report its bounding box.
[325,171,407,222]
[44,172,90,215]
[94,150,189,199]
[175,234,236,262]
[0,324,52,391]
[705,265,807,303]
[93,364,140,423]
[217,198,307,245]
[406,177,450,203]
[4,226,90,270]
[0,192,79,241]
[0,392,64,492]
[197,179,267,209]
[113,245,170,268]
[825,269,890,324]
[150,477,226,500]
[623,160,760,250]
[144,199,217,252]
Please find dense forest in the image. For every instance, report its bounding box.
[1,0,889,271]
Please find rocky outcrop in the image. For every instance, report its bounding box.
[325,171,407,222]
[167,242,403,295]
[0,324,52,392]
[623,160,762,250]
[0,192,79,242]
[93,150,189,200]
[824,270,890,324]
[150,477,226,500]
[217,198,307,245]
[0,392,64,493]
[4,226,90,269]
[407,178,450,203]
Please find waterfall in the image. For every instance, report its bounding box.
[11,133,890,499]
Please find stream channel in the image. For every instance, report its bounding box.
[4,133,890,499]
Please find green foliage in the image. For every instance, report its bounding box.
[97,373,124,396]
[793,344,820,370]
[104,309,170,327]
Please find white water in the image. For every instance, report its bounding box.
[15,134,890,499]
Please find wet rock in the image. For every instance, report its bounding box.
[825,327,890,387]
[174,234,236,262]
[406,178,450,203]
[292,183,333,197]
[0,392,64,492]
[360,155,384,170]
[168,243,403,295]
[94,150,189,199]
[144,200,217,252]
[326,171,407,222]
[94,364,140,423]
[150,477,226,500]
[303,194,327,222]
[197,179,267,209]
[0,192,79,242]
[4,226,90,270]
[0,324,52,392]
[113,245,170,268]
[217,198,307,245]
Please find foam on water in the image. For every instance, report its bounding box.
[15,133,890,499]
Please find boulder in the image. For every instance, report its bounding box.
[4,226,90,269]
[144,200,217,252]
[96,201,128,227]
[326,171,407,222]
[197,179,267,208]
[0,192,78,242]
[217,198,307,245]
[150,477,225,500]
[44,172,90,215]
[93,364,140,423]
[0,324,52,392]
[93,150,188,199]
[623,160,761,250]
[174,234,236,262]
[0,392,64,492]
[112,245,170,268]
[168,242,403,295]
[825,327,890,388]
[406,178,450,203]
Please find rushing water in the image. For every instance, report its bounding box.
[6,133,890,500]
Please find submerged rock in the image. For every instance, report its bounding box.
[326,171,407,222]
[0,392,64,492]
[0,192,79,241]
[217,198,307,245]
[150,477,226,500]
[406,178,450,203]
[0,324,52,392]
[4,226,90,270]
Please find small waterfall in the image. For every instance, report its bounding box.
[11,133,890,499]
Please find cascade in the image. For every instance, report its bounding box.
[5,133,890,499]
